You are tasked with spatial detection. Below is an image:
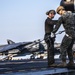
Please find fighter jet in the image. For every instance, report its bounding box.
[0,39,47,60]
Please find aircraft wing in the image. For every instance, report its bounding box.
[0,42,32,53]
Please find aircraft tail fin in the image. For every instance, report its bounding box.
[7,39,15,44]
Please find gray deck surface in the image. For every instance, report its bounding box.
[0,59,75,75]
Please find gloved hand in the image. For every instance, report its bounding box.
[51,32,55,38]
[44,34,51,43]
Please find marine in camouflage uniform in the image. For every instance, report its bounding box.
[52,6,75,67]
[44,10,57,67]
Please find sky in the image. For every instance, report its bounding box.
[0,0,65,44]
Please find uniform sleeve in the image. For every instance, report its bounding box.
[52,17,63,33]
[53,20,58,25]
[47,19,55,25]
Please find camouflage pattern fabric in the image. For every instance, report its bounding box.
[53,11,75,62]
[60,35,74,61]
[53,11,75,38]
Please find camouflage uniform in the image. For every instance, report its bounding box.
[53,11,75,63]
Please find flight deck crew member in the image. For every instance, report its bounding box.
[52,6,75,67]
[44,10,57,67]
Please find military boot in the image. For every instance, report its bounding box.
[57,60,67,67]
[48,60,57,67]
[67,61,74,67]
[48,63,57,67]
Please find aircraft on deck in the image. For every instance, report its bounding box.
[0,38,61,60]
[0,39,47,60]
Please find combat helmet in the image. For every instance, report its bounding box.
[56,6,65,14]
